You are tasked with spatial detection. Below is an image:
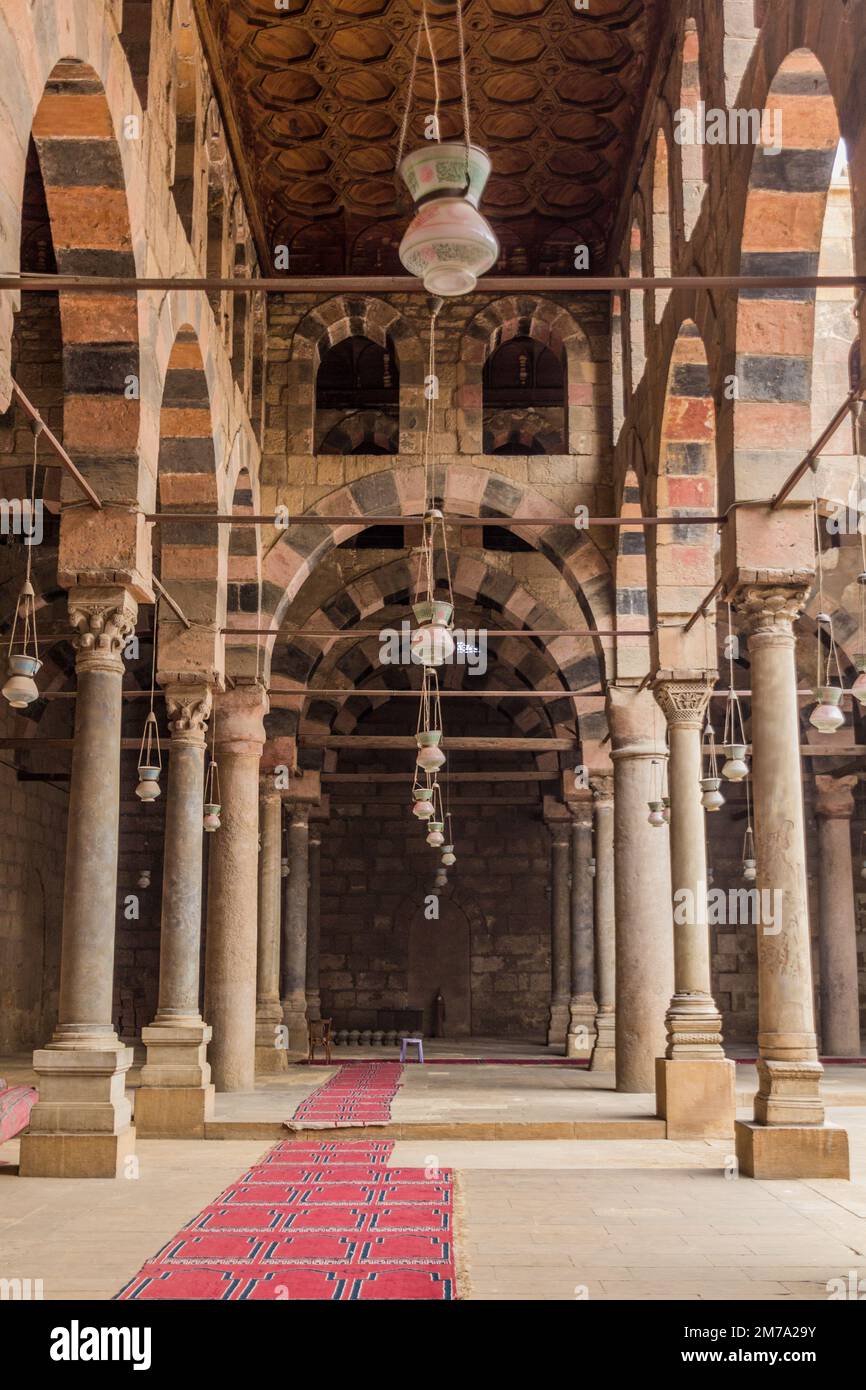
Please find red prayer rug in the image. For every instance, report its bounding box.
[287,1061,404,1128]
[115,1140,458,1301]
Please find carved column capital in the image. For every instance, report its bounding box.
[814,773,857,821]
[734,584,810,641]
[653,677,715,729]
[69,586,138,675]
[589,773,614,806]
[164,683,213,746]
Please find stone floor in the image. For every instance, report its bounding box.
[1,1056,865,1301]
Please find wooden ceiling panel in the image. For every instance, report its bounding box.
[209,0,660,275]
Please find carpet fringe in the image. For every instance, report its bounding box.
[451,1169,472,1302]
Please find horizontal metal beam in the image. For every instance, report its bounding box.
[225,629,647,640]
[304,736,575,750]
[323,771,554,783]
[144,512,726,527]
[4,273,866,295]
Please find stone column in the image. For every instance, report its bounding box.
[546,818,571,1048]
[608,685,675,1093]
[204,685,267,1091]
[137,683,216,1137]
[255,780,288,1073]
[566,802,597,1057]
[589,775,616,1071]
[306,825,323,1023]
[282,803,310,1053]
[653,678,734,1138]
[733,586,848,1178]
[814,774,861,1058]
[21,587,138,1178]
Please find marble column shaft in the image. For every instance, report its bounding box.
[654,679,724,1055]
[282,804,310,1052]
[306,826,323,1023]
[21,586,138,1177]
[204,686,267,1092]
[567,807,597,1056]
[255,781,288,1071]
[589,777,616,1071]
[739,587,823,1124]
[814,775,861,1058]
[608,685,675,1093]
[138,685,214,1120]
[547,822,571,1047]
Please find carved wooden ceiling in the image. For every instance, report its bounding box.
[209,0,660,276]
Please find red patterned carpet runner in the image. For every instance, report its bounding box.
[116,1140,457,1301]
[288,1061,404,1128]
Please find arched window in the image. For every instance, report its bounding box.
[118,0,153,108]
[482,336,565,454]
[652,130,672,322]
[170,0,197,243]
[679,16,707,241]
[315,336,399,454]
[628,222,646,383]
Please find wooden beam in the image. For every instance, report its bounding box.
[10,381,102,510]
[5,273,866,295]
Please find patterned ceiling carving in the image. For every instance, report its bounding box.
[211,0,658,275]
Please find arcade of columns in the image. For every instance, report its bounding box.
[2,0,864,1188]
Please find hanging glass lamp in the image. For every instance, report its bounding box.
[135,710,162,801]
[3,579,42,709]
[203,755,221,832]
[700,722,725,811]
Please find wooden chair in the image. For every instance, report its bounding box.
[308,1018,333,1064]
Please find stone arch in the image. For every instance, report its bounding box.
[26,59,141,509]
[457,295,596,454]
[733,48,849,504]
[287,296,425,455]
[614,461,651,681]
[154,325,226,684]
[260,464,614,679]
[319,411,400,456]
[650,320,718,668]
[273,553,600,758]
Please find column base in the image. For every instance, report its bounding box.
[255,1043,290,1073]
[735,1120,850,1179]
[20,1045,136,1177]
[281,1003,308,1055]
[754,1057,825,1126]
[547,1002,569,1049]
[255,1008,290,1072]
[139,1021,212,1090]
[134,1086,215,1139]
[589,1011,616,1072]
[19,1126,137,1179]
[566,1001,597,1058]
[664,997,725,1058]
[655,1056,735,1139]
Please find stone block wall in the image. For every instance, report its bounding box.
[0,701,67,1053]
[318,802,552,1042]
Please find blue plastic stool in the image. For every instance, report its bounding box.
[399,1036,424,1063]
